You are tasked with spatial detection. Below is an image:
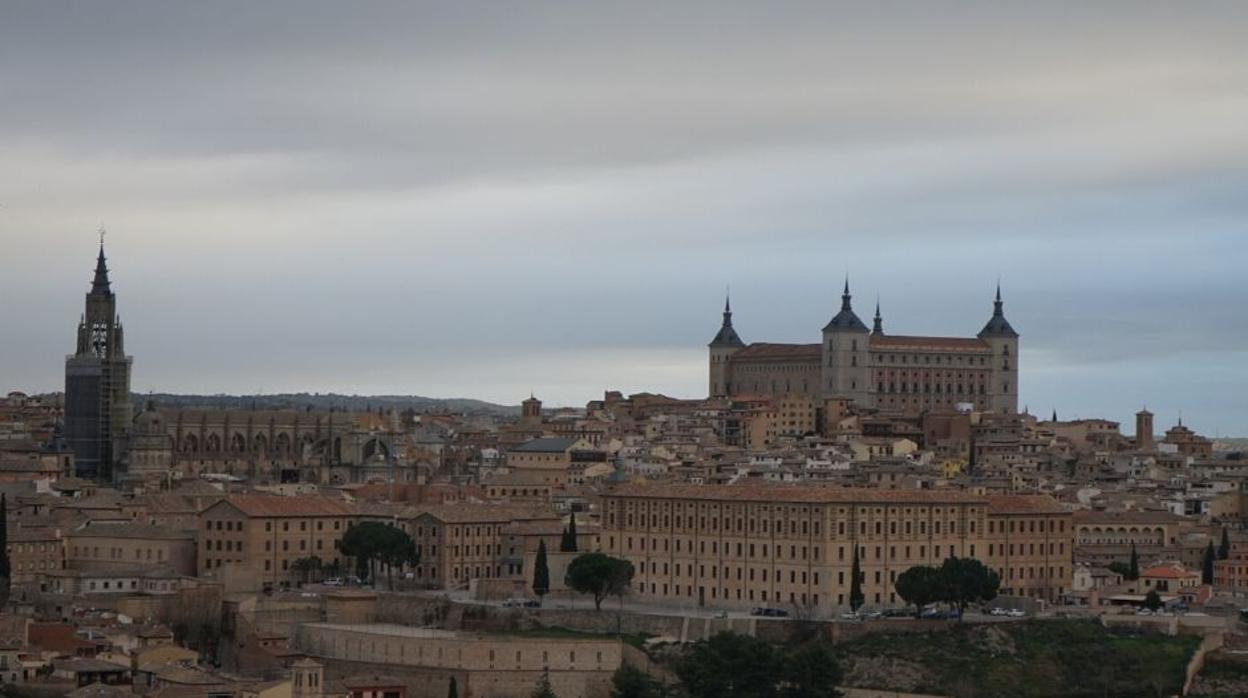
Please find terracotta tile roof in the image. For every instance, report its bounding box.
[1071,510,1183,524]
[604,483,986,505]
[408,504,558,524]
[219,495,355,518]
[69,523,194,540]
[1141,565,1198,580]
[731,343,821,362]
[983,494,1071,515]
[870,335,990,351]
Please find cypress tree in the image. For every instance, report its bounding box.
[1128,542,1140,581]
[849,544,864,611]
[1203,542,1216,585]
[447,676,458,698]
[1220,527,1232,560]
[533,539,550,606]
[560,511,579,552]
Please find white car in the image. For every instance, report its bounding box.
[1007,608,1026,618]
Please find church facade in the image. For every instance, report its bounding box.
[708,282,1019,415]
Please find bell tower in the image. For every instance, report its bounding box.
[977,283,1019,415]
[65,235,133,481]
[708,294,745,397]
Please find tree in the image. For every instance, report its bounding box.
[1107,561,1132,579]
[1203,542,1216,585]
[1128,543,1140,581]
[1143,589,1163,612]
[779,640,843,698]
[675,631,780,698]
[0,493,9,607]
[895,565,943,618]
[531,669,558,698]
[561,511,579,553]
[447,677,458,698]
[291,556,323,586]
[938,557,1000,618]
[611,665,666,698]
[533,539,551,605]
[339,521,418,589]
[565,553,634,611]
[1220,527,1232,560]
[848,545,864,612]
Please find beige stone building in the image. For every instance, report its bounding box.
[602,483,1071,612]
[292,623,621,698]
[708,285,1019,415]
[403,505,559,590]
[8,525,65,587]
[66,523,197,577]
[982,495,1073,601]
[197,496,355,587]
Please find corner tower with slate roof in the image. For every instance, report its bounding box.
[707,282,1019,415]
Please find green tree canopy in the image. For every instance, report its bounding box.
[675,632,780,698]
[939,556,1000,616]
[1128,543,1140,580]
[561,511,579,552]
[779,640,843,698]
[339,521,418,588]
[531,669,558,698]
[895,565,944,617]
[533,539,551,602]
[1143,589,1163,611]
[565,553,634,610]
[849,546,864,612]
[610,665,667,698]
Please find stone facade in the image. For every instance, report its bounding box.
[197,496,355,587]
[292,623,620,698]
[708,284,1019,415]
[601,483,1072,612]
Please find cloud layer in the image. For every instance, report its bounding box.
[2,1,1246,434]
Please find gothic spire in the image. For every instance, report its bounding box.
[872,297,883,335]
[977,281,1018,338]
[709,292,745,347]
[91,233,112,296]
[823,277,868,332]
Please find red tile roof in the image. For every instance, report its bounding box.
[983,495,1071,515]
[605,483,985,505]
[871,335,990,351]
[219,495,355,518]
[731,343,821,362]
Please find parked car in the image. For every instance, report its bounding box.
[1007,608,1026,618]
[750,607,789,617]
[322,578,344,587]
[502,598,541,608]
[839,611,861,621]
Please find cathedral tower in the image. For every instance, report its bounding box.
[820,279,870,404]
[977,284,1019,415]
[708,295,745,397]
[65,238,133,481]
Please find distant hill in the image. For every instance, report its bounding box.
[135,392,518,417]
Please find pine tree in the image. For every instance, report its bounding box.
[1128,542,1140,581]
[1202,542,1216,585]
[533,539,550,606]
[849,545,864,612]
[447,676,458,698]
[531,669,558,698]
[1220,527,1232,560]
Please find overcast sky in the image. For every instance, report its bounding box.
[2,2,1246,434]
